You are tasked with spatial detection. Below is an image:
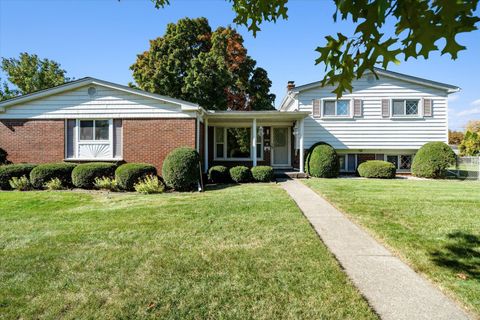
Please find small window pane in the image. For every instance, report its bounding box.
[227,128,251,158]
[387,155,399,169]
[215,127,224,143]
[324,101,336,116]
[406,100,418,115]
[393,100,404,115]
[337,100,349,116]
[338,155,346,171]
[256,143,262,158]
[95,120,109,140]
[257,127,263,143]
[80,120,93,140]
[400,155,412,169]
[216,144,224,158]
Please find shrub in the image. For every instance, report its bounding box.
[134,175,165,194]
[305,143,339,178]
[115,163,157,191]
[358,160,396,179]
[162,147,200,191]
[0,148,8,165]
[0,164,37,190]
[411,142,456,178]
[9,175,31,191]
[94,177,119,191]
[44,178,65,190]
[251,166,274,182]
[208,165,230,183]
[229,166,251,183]
[72,162,116,189]
[29,163,77,189]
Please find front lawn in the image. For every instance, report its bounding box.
[303,178,480,315]
[0,184,376,319]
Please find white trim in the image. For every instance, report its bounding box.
[271,126,291,167]
[196,116,200,152]
[204,118,208,173]
[299,119,305,173]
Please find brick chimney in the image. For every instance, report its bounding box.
[287,81,295,91]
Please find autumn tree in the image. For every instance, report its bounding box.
[465,120,480,133]
[448,130,464,145]
[459,131,480,156]
[131,17,275,110]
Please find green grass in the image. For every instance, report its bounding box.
[0,184,376,319]
[303,178,480,315]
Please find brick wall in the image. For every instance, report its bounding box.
[122,118,196,172]
[0,119,65,164]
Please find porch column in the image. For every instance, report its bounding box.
[204,118,209,173]
[299,118,305,173]
[252,118,257,167]
[196,116,200,152]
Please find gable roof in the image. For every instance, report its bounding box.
[0,77,203,112]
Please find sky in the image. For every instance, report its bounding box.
[0,0,479,130]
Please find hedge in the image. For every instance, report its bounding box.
[229,166,251,183]
[0,164,37,190]
[251,166,274,182]
[72,162,117,189]
[208,165,230,183]
[162,147,200,191]
[115,163,157,191]
[305,143,339,178]
[411,142,456,178]
[358,160,396,179]
[30,163,77,189]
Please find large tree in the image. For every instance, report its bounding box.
[150,0,479,96]
[1,52,70,101]
[131,17,275,110]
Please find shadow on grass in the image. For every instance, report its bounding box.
[430,231,480,279]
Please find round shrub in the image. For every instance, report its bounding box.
[72,162,116,189]
[0,164,37,190]
[208,165,230,183]
[30,163,77,189]
[229,166,251,183]
[305,143,339,178]
[162,147,200,191]
[358,160,396,179]
[411,142,456,178]
[115,163,157,191]
[251,166,274,182]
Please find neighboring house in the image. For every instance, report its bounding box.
[0,69,458,174]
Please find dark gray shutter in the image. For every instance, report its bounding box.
[382,99,390,118]
[375,154,384,160]
[66,119,76,158]
[354,99,363,117]
[312,99,321,117]
[113,119,122,158]
[347,154,356,172]
[423,98,433,117]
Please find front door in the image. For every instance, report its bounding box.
[272,127,290,167]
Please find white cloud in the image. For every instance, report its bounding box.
[457,106,480,116]
[471,99,480,106]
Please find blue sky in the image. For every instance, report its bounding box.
[0,0,478,130]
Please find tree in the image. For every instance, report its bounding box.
[465,120,480,133]
[150,0,479,97]
[459,131,480,156]
[131,17,275,110]
[448,130,464,145]
[1,53,70,101]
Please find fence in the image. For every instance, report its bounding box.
[447,156,480,180]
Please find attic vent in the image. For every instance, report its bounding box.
[87,86,97,97]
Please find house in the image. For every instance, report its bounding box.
[0,69,459,174]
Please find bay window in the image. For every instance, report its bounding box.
[214,127,263,160]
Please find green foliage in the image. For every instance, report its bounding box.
[162,147,200,191]
[412,142,456,178]
[0,164,36,190]
[44,178,65,191]
[305,143,339,178]
[29,163,77,189]
[134,175,165,194]
[115,163,157,191]
[9,175,31,191]
[131,17,275,110]
[251,166,274,182]
[0,148,8,164]
[357,160,396,179]
[71,163,116,189]
[229,166,252,183]
[459,131,480,156]
[208,165,230,183]
[94,177,119,192]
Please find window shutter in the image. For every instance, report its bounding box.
[381,99,390,118]
[113,119,122,158]
[312,99,321,117]
[354,99,363,117]
[66,119,76,158]
[423,98,433,117]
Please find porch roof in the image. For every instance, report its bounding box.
[205,110,309,124]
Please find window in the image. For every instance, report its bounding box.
[392,99,419,116]
[338,155,346,172]
[79,120,110,141]
[323,100,350,117]
[215,127,224,158]
[386,155,412,170]
[214,127,263,160]
[387,155,399,169]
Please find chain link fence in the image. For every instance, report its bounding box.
[447,156,480,180]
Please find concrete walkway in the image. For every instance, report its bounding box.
[282,179,471,320]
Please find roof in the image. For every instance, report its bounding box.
[206,110,309,120]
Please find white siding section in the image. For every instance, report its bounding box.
[0,84,194,119]
[298,75,449,150]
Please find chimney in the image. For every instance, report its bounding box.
[287,81,295,91]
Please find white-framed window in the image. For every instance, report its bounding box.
[385,154,413,170]
[338,154,347,172]
[392,99,419,116]
[79,120,110,141]
[214,126,263,160]
[323,99,351,117]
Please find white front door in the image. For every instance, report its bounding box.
[272,127,291,167]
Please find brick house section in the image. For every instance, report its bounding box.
[0,119,65,164]
[122,118,196,172]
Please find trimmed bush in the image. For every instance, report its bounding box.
[30,163,77,189]
[72,162,116,189]
[208,165,230,183]
[162,147,200,191]
[0,164,36,190]
[358,160,396,179]
[115,163,157,191]
[411,142,456,178]
[134,175,165,194]
[305,143,339,178]
[229,166,251,183]
[44,178,65,191]
[251,166,274,182]
[9,176,32,191]
[94,177,119,191]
